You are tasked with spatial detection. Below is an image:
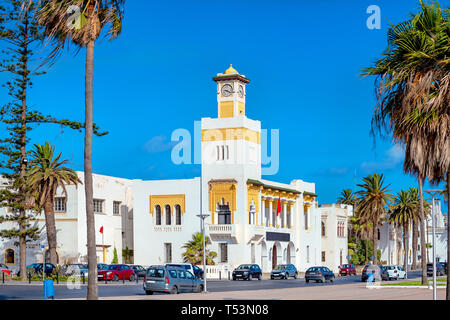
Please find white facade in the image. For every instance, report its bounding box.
[0,172,134,269]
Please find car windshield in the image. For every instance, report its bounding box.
[147,268,165,278]
[237,265,251,269]
[307,267,320,272]
[386,266,395,270]
[274,265,287,270]
[104,264,119,270]
[342,264,351,268]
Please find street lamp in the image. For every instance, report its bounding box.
[386,212,391,266]
[424,189,444,301]
[197,212,210,293]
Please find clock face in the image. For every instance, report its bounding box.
[221,84,233,97]
[238,85,244,98]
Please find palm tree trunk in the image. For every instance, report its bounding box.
[418,177,427,285]
[85,39,98,300]
[403,221,409,272]
[43,199,58,265]
[446,173,449,300]
[373,218,378,264]
[412,219,418,270]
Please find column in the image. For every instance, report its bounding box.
[283,202,287,228]
[289,203,293,228]
[269,200,273,227]
[260,197,264,226]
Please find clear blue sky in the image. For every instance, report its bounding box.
[0,0,448,210]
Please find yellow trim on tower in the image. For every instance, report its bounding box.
[149,194,186,216]
[202,128,260,144]
[238,101,245,116]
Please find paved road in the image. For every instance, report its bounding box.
[0,271,424,300]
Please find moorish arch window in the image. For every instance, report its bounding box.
[155,205,162,225]
[165,205,171,225]
[175,205,182,225]
[217,198,231,225]
[4,248,14,264]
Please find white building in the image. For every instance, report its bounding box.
[0,172,134,268]
[1,66,352,276]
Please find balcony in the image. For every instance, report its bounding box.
[207,224,239,243]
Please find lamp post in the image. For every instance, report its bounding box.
[386,212,391,266]
[424,189,444,301]
[197,212,210,293]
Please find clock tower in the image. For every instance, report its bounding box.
[213,64,250,118]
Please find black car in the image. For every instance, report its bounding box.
[361,264,389,282]
[427,263,445,276]
[130,265,146,279]
[305,266,335,283]
[232,264,262,281]
[270,264,298,280]
[440,262,448,275]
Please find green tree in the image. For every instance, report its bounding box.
[26,142,81,265]
[35,0,125,300]
[362,1,450,291]
[111,247,118,264]
[182,232,217,265]
[356,173,393,265]
[122,246,133,264]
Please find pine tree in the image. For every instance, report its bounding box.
[111,247,118,264]
[0,0,106,280]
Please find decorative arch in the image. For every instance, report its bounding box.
[165,205,171,225]
[4,248,15,265]
[155,205,161,225]
[175,204,182,225]
[287,242,296,264]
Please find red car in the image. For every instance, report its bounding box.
[97,264,136,281]
[339,264,357,276]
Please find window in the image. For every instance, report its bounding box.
[304,207,308,230]
[164,243,172,263]
[306,246,310,263]
[93,199,104,213]
[165,205,171,225]
[321,221,326,237]
[5,249,14,264]
[113,201,121,215]
[321,251,326,262]
[220,243,228,263]
[155,205,161,225]
[175,205,181,225]
[217,145,229,161]
[177,270,186,279]
[54,197,66,212]
[217,200,231,224]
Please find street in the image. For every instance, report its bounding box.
[0,271,427,300]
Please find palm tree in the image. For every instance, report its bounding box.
[35,0,125,300]
[390,190,416,272]
[182,233,217,265]
[26,142,81,265]
[362,1,450,290]
[356,173,393,265]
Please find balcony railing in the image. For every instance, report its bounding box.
[207,224,238,243]
[154,226,182,232]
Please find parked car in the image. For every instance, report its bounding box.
[130,265,146,279]
[165,263,204,279]
[305,266,335,283]
[385,265,406,280]
[427,263,445,276]
[338,264,356,276]
[97,264,136,281]
[270,264,298,279]
[97,263,108,271]
[232,264,262,281]
[143,265,204,295]
[361,264,389,282]
[35,263,57,276]
[0,264,11,276]
[440,262,448,275]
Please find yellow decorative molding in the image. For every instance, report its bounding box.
[208,182,236,224]
[202,127,260,145]
[219,101,234,118]
[149,194,186,216]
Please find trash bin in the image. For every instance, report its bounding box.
[44,280,55,300]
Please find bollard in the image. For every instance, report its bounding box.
[82,272,85,285]
[122,274,125,284]
[105,274,107,284]
[136,273,138,284]
[2,271,4,284]
[28,272,31,284]
[56,273,59,284]
[219,271,221,280]
[228,271,230,280]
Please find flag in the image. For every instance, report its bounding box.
[99,226,103,234]
[276,196,281,216]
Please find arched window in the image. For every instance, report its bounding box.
[175,205,181,225]
[165,205,171,225]
[5,249,14,264]
[155,205,161,225]
[321,221,326,237]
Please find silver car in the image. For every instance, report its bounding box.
[143,265,204,295]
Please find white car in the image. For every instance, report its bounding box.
[385,265,406,280]
[165,263,204,279]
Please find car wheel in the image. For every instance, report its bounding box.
[129,274,135,281]
[198,284,204,293]
[258,274,262,280]
[248,274,253,281]
[270,276,274,280]
[294,273,297,279]
[145,290,153,295]
[321,277,325,283]
[306,279,309,283]
[170,286,178,294]
[232,277,236,281]
[113,274,119,281]
[330,276,335,283]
